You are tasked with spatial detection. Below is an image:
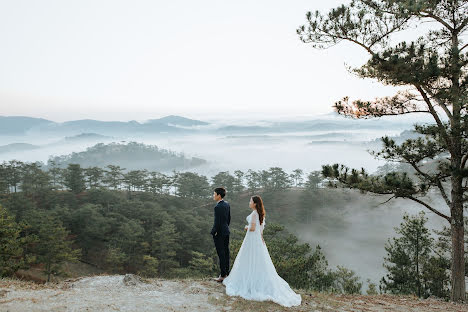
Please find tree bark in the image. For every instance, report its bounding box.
[451,173,466,301]
[449,26,465,302]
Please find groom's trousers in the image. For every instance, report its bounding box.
[213,234,230,277]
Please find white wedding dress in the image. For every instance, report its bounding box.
[222,210,301,307]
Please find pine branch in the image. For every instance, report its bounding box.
[461,151,468,169]
[460,43,468,52]
[322,163,451,222]
[406,160,452,208]
[407,195,451,222]
[421,86,453,120]
[415,85,454,154]
[419,11,454,32]
[333,91,431,118]
[455,17,468,34]
[370,134,452,208]
[362,0,457,32]
[297,2,410,56]
[368,16,412,49]
[298,22,376,55]
[377,194,396,205]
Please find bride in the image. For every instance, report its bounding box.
[222,195,302,307]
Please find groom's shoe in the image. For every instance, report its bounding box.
[214,275,226,282]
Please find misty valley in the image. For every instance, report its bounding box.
[0,113,455,297]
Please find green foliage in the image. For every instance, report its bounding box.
[2,160,23,193]
[188,251,213,277]
[322,163,419,198]
[0,205,26,277]
[47,160,64,191]
[84,166,105,189]
[0,162,375,292]
[2,192,36,222]
[330,265,363,294]
[380,211,450,298]
[267,167,292,191]
[421,255,451,299]
[123,169,148,192]
[266,229,315,289]
[63,164,86,194]
[245,169,260,194]
[290,169,304,187]
[174,172,210,199]
[151,218,180,276]
[105,247,127,274]
[366,279,379,295]
[24,210,81,281]
[69,204,111,256]
[103,165,125,190]
[233,170,245,193]
[433,217,468,259]
[111,218,146,271]
[138,255,159,277]
[305,171,322,189]
[20,162,51,196]
[211,171,235,192]
[147,171,171,194]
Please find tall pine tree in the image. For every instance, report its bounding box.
[298,0,468,301]
[380,212,434,297]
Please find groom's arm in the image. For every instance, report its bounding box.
[210,205,221,235]
[227,204,231,226]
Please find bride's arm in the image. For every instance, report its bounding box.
[248,213,257,232]
[261,219,265,243]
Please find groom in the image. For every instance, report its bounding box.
[210,187,231,282]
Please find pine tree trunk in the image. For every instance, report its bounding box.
[416,234,420,298]
[450,173,466,301]
[448,18,466,302]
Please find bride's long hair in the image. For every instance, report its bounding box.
[251,195,265,225]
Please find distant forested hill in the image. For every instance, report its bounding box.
[46,141,207,171]
[0,114,431,137]
[0,116,53,135]
[0,115,209,136]
[0,143,40,153]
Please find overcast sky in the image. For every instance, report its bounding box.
[1,0,422,122]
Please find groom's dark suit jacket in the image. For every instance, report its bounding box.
[210,199,231,236]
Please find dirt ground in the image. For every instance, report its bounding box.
[0,274,467,312]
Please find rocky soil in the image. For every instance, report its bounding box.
[0,274,467,312]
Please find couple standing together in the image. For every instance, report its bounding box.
[210,187,301,307]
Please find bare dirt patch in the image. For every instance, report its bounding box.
[0,275,466,312]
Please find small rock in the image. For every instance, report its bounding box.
[123,274,143,286]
